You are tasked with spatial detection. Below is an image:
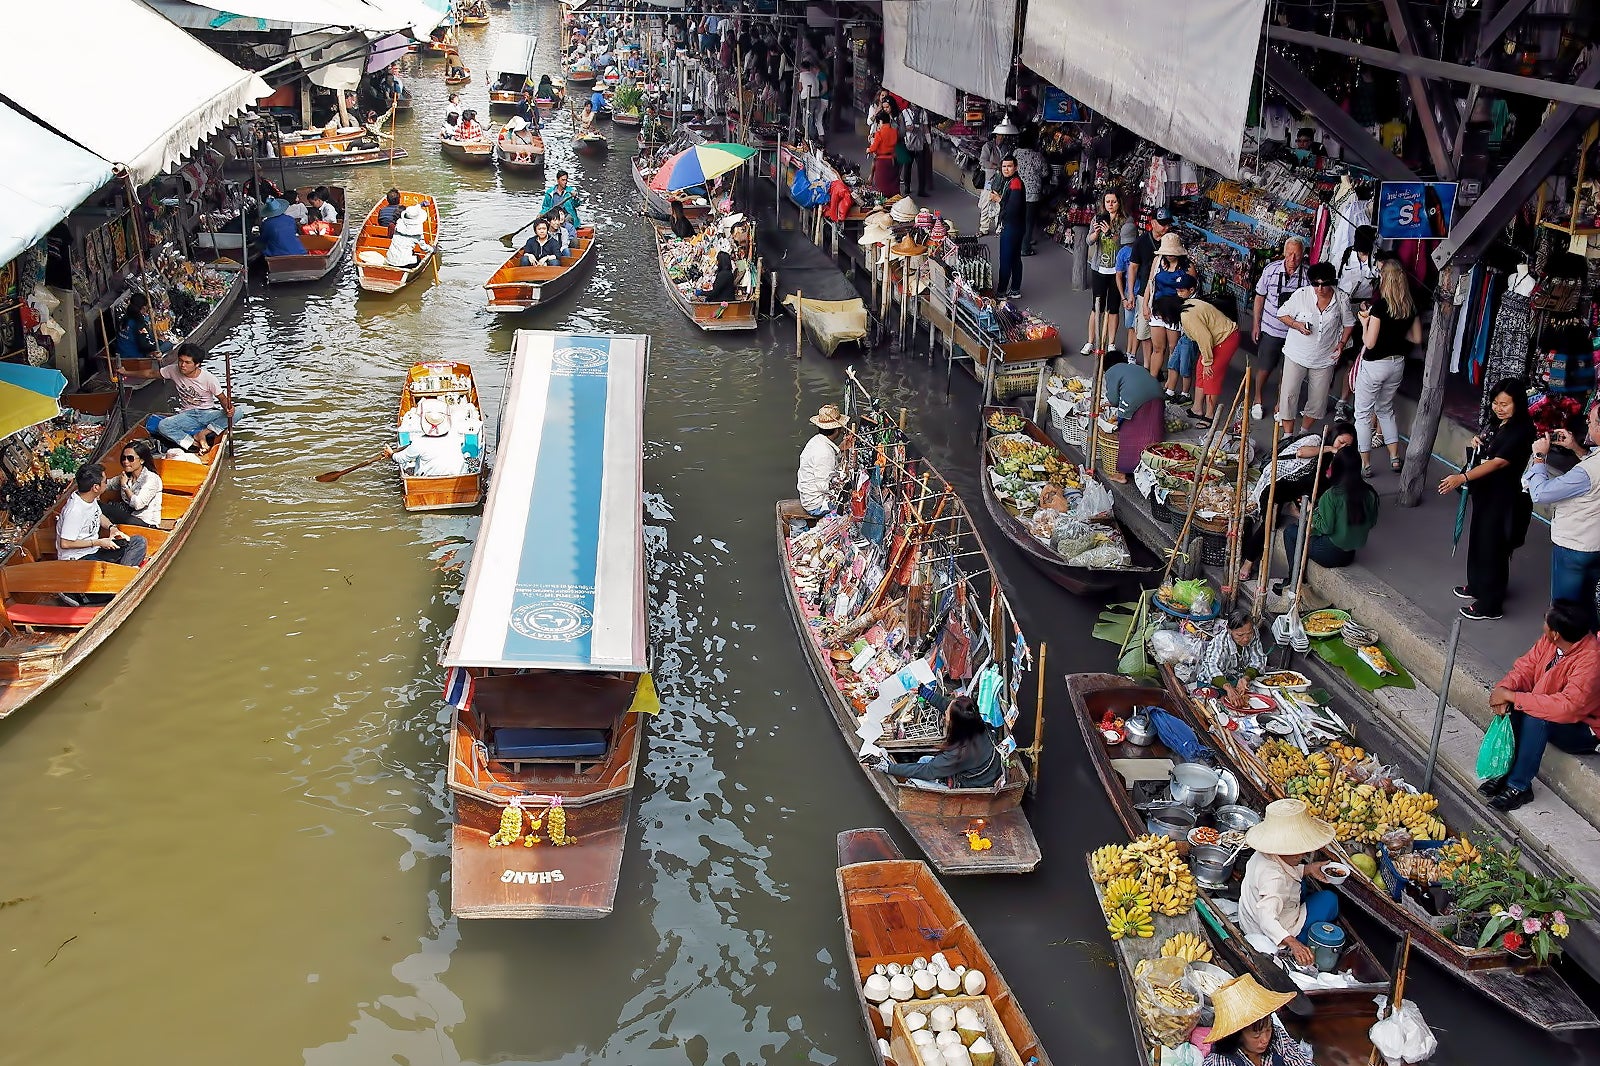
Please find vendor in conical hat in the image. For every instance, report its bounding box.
[1201,975,1303,1066]
[797,404,849,517]
[1238,798,1340,970]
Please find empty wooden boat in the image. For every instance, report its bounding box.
[439,134,495,166]
[838,828,1051,1066]
[484,220,596,312]
[446,328,652,919]
[265,186,350,284]
[654,227,756,331]
[0,423,226,723]
[394,361,484,511]
[353,192,439,294]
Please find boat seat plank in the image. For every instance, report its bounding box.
[118,525,171,554]
[0,560,139,597]
[149,459,207,494]
[492,727,609,771]
[3,603,102,629]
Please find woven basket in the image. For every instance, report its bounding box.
[1151,495,1182,529]
[1092,426,1120,476]
[991,364,1039,400]
[1181,528,1228,568]
[1055,410,1089,447]
[1142,443,1201,472]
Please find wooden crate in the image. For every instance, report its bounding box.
[889,995,1024,1066]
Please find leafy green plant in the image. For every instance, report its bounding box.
[1446,839,1593,964]
[613,85,645,115]
[1092,591,1160,679]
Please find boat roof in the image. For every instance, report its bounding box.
[443,330,650,673]
[488,32,538,78]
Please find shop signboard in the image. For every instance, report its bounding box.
[1041,87,1085,123]
[1377,181,1458,240]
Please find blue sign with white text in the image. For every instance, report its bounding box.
[1377,182,1457,240]
[1041,87,1085,124]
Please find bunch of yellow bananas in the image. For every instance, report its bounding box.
[1091,843,1137,883]
[1107,905,1155,940]
[1159,932,1213,963]
[1102,877,1150,915]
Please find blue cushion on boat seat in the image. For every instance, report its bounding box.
[493,727,608,760]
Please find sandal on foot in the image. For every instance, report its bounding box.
[1391,456,1403,472]
[1362,464,1374,478]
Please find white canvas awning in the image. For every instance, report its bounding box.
[140,0,443,37]
[0,103,114,266]
[882,0,959,118]
[4,0,271,185]
[906,0,1017,106]
[488,32,538,79]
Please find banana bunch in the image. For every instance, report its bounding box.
[1149,877,1198,917]
[1434,836,1481,880]
[1102,877,1150,915]
[1258,739,1311,784]
[1107,904,1155,940]
[1159,932,1213,963]
[488,805,524,847]
[1091,844,1137,883]
[1389,791,1447,841]
[1121,835,1198,916]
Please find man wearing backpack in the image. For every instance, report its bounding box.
[899,106,932,197]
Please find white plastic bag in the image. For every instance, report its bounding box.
[1369,998,1437,1065]
[1150,629,1203,666]
[1075,479,1114,520]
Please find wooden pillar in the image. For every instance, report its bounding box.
[1070,224,1089,290]
[1397,261,1460,507]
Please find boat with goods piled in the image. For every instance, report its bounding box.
[0,421,227,722]
[264,186,350,284]
[1160,666,1600,1031]
[979,406,1162,595]
[444,329,652,919]
[496,129,545,172]
[777,373,1041,875]
[631,145,710,223]
[353,192,439,294]
[653,226,757,332]
[837,828,1051,1066]
[484,214,596,312]
[394,361,484,511]
[487,32,538,109]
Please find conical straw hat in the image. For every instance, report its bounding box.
[1207,975,1297,1042]
[1244,798,1335,856]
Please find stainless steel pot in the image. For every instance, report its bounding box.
[1190,843,1243,889]
[1214,804,1262,833]
[1168,762,1220,808]
[1125,712,1156,746]
[1145,805,1196,843]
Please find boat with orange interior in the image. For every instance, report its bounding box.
[353,191,439,294]
[394,361,484,511]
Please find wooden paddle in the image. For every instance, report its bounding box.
[315,450,390,482]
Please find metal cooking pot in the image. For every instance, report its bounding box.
[1124,711,1156,747]
[1190,843,1243,889]
[1145,805,1196,843]
[1168,762,1220,808]
[1214,804,1262,834]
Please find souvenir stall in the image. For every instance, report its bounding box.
[657,216,758,304]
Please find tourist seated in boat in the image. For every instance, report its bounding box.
[1200,975,1306,1066]
[1238,798,1341,970]
[495,71,522,92]
[113,292,173,362]
[100,441,162,529]
[502,115,537,144]
[698,251,738,302]
[439,111,461,139]
[118,343,235,457]
[447,92,463,111]
[796,403,846,516]
[1199,607,1267,706]
[284,195,311,227]
[309,187,339,225]
[455,109,485,141]
[376,188,405,233]
[668,199,695,239]
[515,90,539,126]
[260,198,308,257]
[540,171,582,225]
[386,205,432,268]
[872,695,1004,789]
[534,74,556,100]
[57,462,148,576]
[550,210,578,254]
[386,399,470,477]
[520,220,564,266]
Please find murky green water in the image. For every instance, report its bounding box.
[1,5,1597,1064]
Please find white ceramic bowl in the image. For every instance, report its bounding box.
[1321,861,1350,885]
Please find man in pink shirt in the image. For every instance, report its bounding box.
[121,342,235,456]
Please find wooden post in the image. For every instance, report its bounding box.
[1398,261,1460,506]
[1253,420,1284,621]
[1028,642,1047,793]
[795,288,804,359]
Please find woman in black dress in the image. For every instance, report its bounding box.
[1438,378,1535,620]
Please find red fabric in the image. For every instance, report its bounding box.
[1116,397,1165,474]
[6,603,101,628]
[826,180,853,222]
[1498,632,1600,733]
[1196,330,1239,396]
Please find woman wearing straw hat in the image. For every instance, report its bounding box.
[1142,232,1196,386]
[1201,975,1308,1066]
[798,404,848,517]
[1238,798,1341,970]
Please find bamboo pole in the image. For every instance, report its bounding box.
[1160,373,1248,586]
[1224,369,1253,605]
[795,287,804,359]
[1253,420,1284,622]
[1086,348,1106,473]
[1028,642,1047,792]
[1289,426,1331,609]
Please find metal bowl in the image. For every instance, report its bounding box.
[1214,804,1261,833]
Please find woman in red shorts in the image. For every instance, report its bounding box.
[1177,276,1240,427]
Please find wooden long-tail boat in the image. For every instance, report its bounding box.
[444,69,473,86]
[565,64,597,87]
[265,186,350,284]
[445,328,651,919]
[1160,667,1600,1031]
[354,192,439,295]
[225,142,407,175]
[487,32,538,109]
[1066,672,1391,1014]
[573,131,609,157]
[0,422,226,723]
[394,361,484,511]
[496,133,546,173]
[484,220,596,313]
[653,227,756,332]
[837,828,1051,1065]
[459,12,489,26]
[439,133,495,166]
[630,154,709,221]
[777,382,1041,875]
[178,263,246,348]
[978,406,1163,594]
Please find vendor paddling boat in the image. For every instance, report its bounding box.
[1066,672,1392,1016]
[443,68,473,86]
[653,227,756,332]
[838,828,1051,1066]
[778,379,1041,875]
[484,216,596,312]
[487,32,538,109]
[979,406,1162,595]
[394,361,484,511]
[0,422,226,723]
[354,192,438,294]
[573,131,608,157]
[264,186,349,284]
[445,329,651,919]
[1162,668,1600,1031]
[439,133,496,166]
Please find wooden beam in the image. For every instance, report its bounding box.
[1397,263,1459,507]
[1264,54,1420,182]
[1380,0,1456,176]
[1473,0,1538,59]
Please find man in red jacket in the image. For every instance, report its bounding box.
[1481,600,1600,811]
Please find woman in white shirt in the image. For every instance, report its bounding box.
[1238,799,1341,969]
[1275,262,1354,434]
[100,440,163,528]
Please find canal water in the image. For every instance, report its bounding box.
[1,5,1597,1063]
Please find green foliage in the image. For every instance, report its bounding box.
[1093,592,1160,679]
[613,85,645,114]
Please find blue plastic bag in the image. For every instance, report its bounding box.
[1476,714,1515,780]
[789,170,829,207]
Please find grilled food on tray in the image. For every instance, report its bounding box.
[1304,611,1346,635]
[1257,671,1309,688]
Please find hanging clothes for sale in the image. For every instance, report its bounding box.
[1143,155,1170,211]
[1482,290,1533,419]
[1312,204,1330,262]
[1323,188,1372,270]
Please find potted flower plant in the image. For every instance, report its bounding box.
[613,85,645,118]
[1447,840,1592,966]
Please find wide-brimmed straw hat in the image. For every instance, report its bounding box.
[506,116,528,132]
[810,404,847,430]
[261,197,290,220]
[1207,975,1297,1042]
[395,203,427,237]
[1156,233,1188,258]
[889,196,919,223]
[858,209,894,248]
[891,235,927,258]
[419,398,450,436]
[1245,798,1335,856]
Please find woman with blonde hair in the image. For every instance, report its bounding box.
[1353,259,1421,476]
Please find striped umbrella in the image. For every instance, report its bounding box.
[647,142,759,192]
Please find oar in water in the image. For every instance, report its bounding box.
[315,451,390,482]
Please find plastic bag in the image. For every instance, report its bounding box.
[1076,478,1114,520]
[1133,957,1201,1049]
[1051,516,1101,560]
[1150,629,1204,666]
[1369,999,1437,1065]
[1476,714,1515,781]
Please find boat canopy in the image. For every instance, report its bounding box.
[488,32,539,79]
[0,102,114,266]
[444,330,650,673]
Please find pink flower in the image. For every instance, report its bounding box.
[1524,918,1543,934]
[1553,911,1567,925]
[1508,904,1524,920]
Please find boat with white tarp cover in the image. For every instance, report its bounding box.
[442,329,653,919]
[487,31,539,108]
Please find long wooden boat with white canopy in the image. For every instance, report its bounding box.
[444,329,652,919]
[487,32,538,109]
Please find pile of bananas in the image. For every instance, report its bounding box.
[1433,836,1482,880]
[1108,905,1156,940]
[1256,739,1450,844]
[1091,844,1139,883]
[1159,932,1214,963]
[1103,877,1151,913]
[1124,835,1199,917]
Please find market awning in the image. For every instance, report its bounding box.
[443,330,651,674]
[488,32,539,79]
[0,102,114,267]
[882,0,959,118]
[2,0,271,185]
[905,0,1016,107]
[140,0,445,37]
